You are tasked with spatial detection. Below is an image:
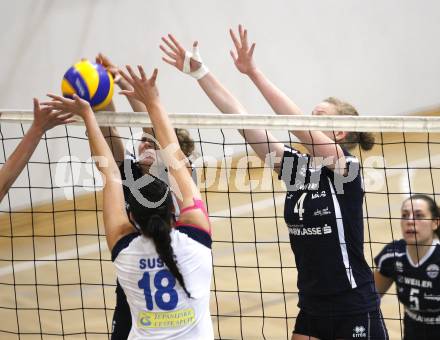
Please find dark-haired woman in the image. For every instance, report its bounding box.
[95,53,197,339]
[375,195,440,340]
[160,25,388,339]
[43,65,213,339]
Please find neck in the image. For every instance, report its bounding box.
[406,237,435,265]
[139,164,151,174]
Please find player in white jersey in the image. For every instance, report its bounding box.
[374,195,440,340]
[95,54,198,340]
[0,99,74,203]
[42,65,213,340]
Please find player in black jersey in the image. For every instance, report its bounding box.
[159,26,388,339]
[94,54,196,340]
[374,195,440,340]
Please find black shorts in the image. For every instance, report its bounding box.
[111,281,132,340]
[404,314,440,340]
[294,309,389,340]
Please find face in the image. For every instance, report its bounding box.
[312,102,346,141]
[401,199,438,245]
[137,135,157,167]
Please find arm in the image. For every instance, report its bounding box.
[42,94,133,252]
[97,53,154,137]
[230,25,345,171]
[0,99,74,202]
[119,66,210,232]
[160,35,284,172]
[98,100,125,165]
[373,270,393,298]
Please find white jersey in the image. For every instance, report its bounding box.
[112,227,213,340]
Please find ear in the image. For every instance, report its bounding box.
[433,218,440,232]
[334,131,348,142]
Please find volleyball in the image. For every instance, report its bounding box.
[61,60,114,110]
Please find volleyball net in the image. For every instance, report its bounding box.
[1,112,440,339]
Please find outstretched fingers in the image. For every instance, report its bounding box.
[150,68,158,84]
[137,65,147,81]
[161,36,179,55]
[229,28,241,51]
[160,44,177,60]
[125,65,141,82]
[167,34,185,54]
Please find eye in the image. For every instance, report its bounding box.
[141,137,148,142]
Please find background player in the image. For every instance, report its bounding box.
[42,65,213,339]
[374,195,440,340]
[159,26,388,339]
[0,99,74,202]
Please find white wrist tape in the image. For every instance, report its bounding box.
[183,45,209,80]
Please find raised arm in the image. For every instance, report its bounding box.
[42,94,133,252]
[97,53,154,137]
[230,25,345,170]
[0,99,74,202]
[119,66,210,231]
[160,34,284,172]
[97,100,125,165]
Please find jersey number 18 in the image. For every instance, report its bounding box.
[138,269,179,311]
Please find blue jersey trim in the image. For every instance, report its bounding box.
[111,232,140,262]
[176,225,212,249]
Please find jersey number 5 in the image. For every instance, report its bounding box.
[138,269,178,311]
[409,287,420,310]
[293,193,307,221]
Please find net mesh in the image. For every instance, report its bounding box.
[0,112,439,339]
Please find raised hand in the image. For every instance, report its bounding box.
[32,98,76,133]
[119,65,159,108]
[229,24,257,76]
[160,34,208,79]
[42,94,93,119]
[96,53,122,83]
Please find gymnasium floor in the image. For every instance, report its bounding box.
[1,132,439,339]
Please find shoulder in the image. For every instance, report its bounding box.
[374,239,406,266]
[279,145,308,182]
[173,225,212,250]
[111,232,141,261]
[342,148,359,165]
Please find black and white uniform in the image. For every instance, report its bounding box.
[375,239,440,340]
[112,225,213,340]
[280,146,388,339]
[111,153,198,339]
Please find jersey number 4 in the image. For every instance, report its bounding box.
[293,193,307,220]
[138,269,178,311]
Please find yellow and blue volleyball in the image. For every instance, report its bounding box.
[61,60,114,110]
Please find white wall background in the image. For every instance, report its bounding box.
[1,0,440,209]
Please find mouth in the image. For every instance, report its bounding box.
[139,149,155,158]
[404,229,418,237]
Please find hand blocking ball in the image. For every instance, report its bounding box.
[62,60,114,110]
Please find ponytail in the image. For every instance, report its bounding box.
[127,175,191,297]
[323,97,375,151]
[341,131,375,151]
[145,215,191,297]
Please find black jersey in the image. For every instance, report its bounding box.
[375,239,440,325]
[280,146,378,314]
